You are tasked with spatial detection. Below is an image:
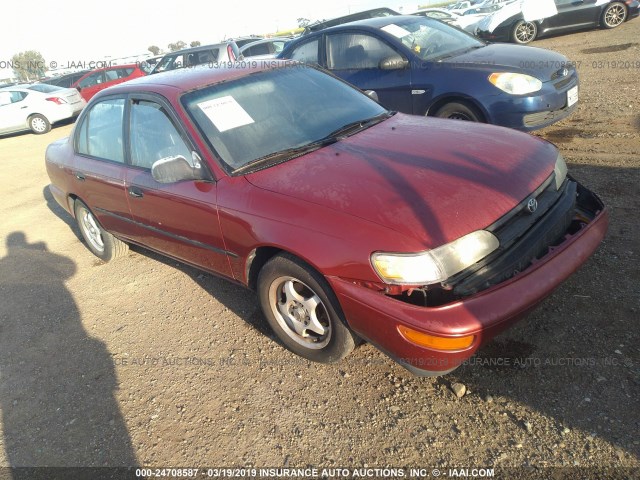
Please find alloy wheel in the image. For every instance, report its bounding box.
[268,276,332,349]
[605,4,626,27]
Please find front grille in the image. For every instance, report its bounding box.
[445,176,576,297]
[550,66,574,81]
[553,76,574,90]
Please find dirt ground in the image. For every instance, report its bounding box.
[0,20,638,480]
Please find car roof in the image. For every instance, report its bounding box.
[303,7,400,33]
[0,84,56,92]
[99,59,295,95]
[0,84,31,90]
[50,70,89,78]
[80,64,139,75]
[240,37,291,50]
[160,43,234,56]
[306,15,427,34]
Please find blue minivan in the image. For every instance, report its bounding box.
[279,16,579,131]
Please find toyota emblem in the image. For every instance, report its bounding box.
[526,198,538,214]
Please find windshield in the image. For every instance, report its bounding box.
[182,66,388,173]
[153,54,183,73]
[381,17,484,61]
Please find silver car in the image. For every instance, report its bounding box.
[150,42,242,74]
[0,84,86,135]
[240,37,291,59]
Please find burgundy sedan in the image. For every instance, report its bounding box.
[45,62,608,376]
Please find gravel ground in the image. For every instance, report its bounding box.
[0,19,638,480]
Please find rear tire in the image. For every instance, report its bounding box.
[601,2,627,28]
[74,200,128,262]
[29,114,51,134]
[433,102,482,122]
[512,20,537,44]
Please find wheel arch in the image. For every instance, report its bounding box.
[67,193,80,218]
[27,112,50,122]
[245,245,332,292]
[426,95,489,123]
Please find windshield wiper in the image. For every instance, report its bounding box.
[435,45,484,62]
[321,111,394,141]
[232,138,338,175]
[232,111,394,175]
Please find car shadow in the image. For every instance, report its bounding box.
[43,185,78,232]
[127,244,273,340]
[0,232,138,475]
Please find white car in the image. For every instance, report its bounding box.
[412,7,493,33]
[0,84,86,135]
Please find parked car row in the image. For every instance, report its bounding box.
[1,36,296,136]
[6,0,637,138]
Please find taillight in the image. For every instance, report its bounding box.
[46,97,67,105]
[227,44,236,61]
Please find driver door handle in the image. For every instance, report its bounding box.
[128,186,144,198]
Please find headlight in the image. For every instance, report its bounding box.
[488,72,542,95]
[554,153,568,190]
[371,230,499,285]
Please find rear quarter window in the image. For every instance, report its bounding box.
[290,39,319,63]
[76,98,126,163]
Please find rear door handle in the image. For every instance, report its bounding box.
[75,172,85,181]
[128,186,144,198]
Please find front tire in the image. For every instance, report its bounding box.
[257,254,357,363]
[74,200,128,262]
[433,102,482,122]
[512,20,537,44]
[29,114,51,134]
[602,2,627,28]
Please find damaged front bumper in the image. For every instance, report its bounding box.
[328,179,608,376]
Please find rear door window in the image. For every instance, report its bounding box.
[78,72,105,88]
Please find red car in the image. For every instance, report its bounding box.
[71,64,147,101]
[45,62,608,376]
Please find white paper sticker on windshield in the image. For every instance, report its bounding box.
[197,96,254,132]
[381,24,412,39]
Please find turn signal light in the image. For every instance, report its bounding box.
[398,325,474,351]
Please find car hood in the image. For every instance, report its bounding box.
[245,114,557,249]
[444,43,568,80]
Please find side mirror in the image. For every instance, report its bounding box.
[76,86,82,92]
[379,55,409,71]
[151,155,204,184]
[364,90,379,102]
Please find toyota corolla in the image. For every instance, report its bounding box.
[45,62,608,375]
